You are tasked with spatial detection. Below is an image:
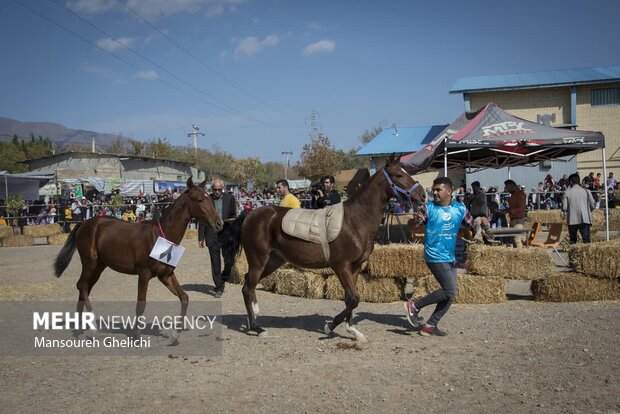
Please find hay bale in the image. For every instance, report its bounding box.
[184,228,198,240]
[325,274,405,303]
[568,240,620,279]
[47,233,69,245]
[272,268,325,299]
[22,223,61,237]
[0,225,13,239]
[609,209,620,231]
[526,210,564,224]
[367,244,431,279]
[2,235,34,247]
[410,274,506,304]
[531,272,620,302]
[466,244,553,280]
[230,252,249,284]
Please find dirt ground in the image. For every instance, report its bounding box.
[0,244,618,414]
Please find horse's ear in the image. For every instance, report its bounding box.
[198,179,207,188]
[186,177,194,188]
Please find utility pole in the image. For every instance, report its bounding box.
[187,124,205,156]
[281,151,293,180]
[91,137,96,153]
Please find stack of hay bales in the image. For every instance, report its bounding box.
[466,244,554,280]
[531,272,620,302]
[2,235,34,247]
[410,274,505,304]
[526,209,564,224]
[48,233,69,245]
[531,240,620,302]
[0,225,13,242]
[324,274,405,302]
[22,223,62,238]
[269,268,326,299]
[609,209,620,231]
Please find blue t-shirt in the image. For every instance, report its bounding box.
[424,200,467,263]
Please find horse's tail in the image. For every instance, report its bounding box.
[54,223,81,278]
[219,212,247,265]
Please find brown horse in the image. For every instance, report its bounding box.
[54,178,222,336]
[224,155,426,341]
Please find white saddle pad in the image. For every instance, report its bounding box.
[281,203,344,244]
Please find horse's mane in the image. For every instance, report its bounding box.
[345,165,384,204]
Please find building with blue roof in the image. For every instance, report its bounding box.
[357,125,447,157]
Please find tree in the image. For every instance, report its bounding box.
[337,148,369,170]
[128,139,145,156]
[296,134,342,181]
[144,138,174,159]
[359,125,383,145]
[107,136,125,154]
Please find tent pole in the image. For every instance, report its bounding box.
[602,147,610,241]
[4,174,7,201]
[444,137,448,177]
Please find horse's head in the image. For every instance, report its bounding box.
[383,153,426,208]
[185,177,224,232]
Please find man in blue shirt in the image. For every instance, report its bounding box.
[404,177,473,337]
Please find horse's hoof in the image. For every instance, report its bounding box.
[324,322,333,336]
[355,334,368,343]
[257,330,269,338]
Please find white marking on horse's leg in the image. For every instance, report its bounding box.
[169,329,180,346]
[257,330,269,338]
[324,322,333,335]
[345,322,368,343]
[252,301,260,316]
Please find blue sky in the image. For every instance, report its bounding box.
[1,0,619,163]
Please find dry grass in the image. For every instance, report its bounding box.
[22,223,62,237]
[568,240,620,279]
[531,272,620,302]
[409,274,506,304]
[325,274,405,303]
[367,244,431,278]
[466,244,554,280]
[1,235,34,247]
[526,210,564,224]
[47,233,69,246]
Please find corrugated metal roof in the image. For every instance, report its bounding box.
[450,66,620,94]
[356,125,447,156]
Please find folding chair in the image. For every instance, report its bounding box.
[530,222,567,265]
[407,219,425,244]
[522,222,541,246]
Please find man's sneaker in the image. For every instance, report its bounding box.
[403,300,420,328]
[419,324,447,337]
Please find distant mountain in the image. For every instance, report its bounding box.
[0,116,129,148]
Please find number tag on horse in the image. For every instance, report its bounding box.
[149,237,185,267]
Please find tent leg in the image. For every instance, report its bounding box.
[602,147,610,241]
[554,247,567,266]
[444,137,448,177]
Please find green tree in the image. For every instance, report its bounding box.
[296,134,342,181]
[128,139,145,156]
[106,136,125,154]
[336,148,369,170]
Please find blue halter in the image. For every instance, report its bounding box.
[382,168,422,210]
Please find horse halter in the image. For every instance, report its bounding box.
[382,168,422,211]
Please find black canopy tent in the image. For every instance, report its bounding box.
[402,102,610,239]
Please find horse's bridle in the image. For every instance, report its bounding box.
[382,168,422,211]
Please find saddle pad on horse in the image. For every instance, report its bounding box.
[281,203,344,260]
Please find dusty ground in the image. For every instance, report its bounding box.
[0,244,618,414]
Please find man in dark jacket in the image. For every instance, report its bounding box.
[316,175,341,208]
[198,178,237,298]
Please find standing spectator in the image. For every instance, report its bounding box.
[70,198,82,222]
[558,174,569,190]
[198,178,236,298]
[403,177,474,337]
[563,173,595,244]
[607,172,617,192]
[468,181,492,240]
[276,180,300,208]
[504,179,526,248]
[316,175,341,208]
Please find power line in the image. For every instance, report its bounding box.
[46,0,279,129]
[116,0,284,114]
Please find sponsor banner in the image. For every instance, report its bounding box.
[0,301,222,356]
[154,181,187,194]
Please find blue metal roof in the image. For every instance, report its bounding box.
[356,125,447,156]
[450,66,620,94]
